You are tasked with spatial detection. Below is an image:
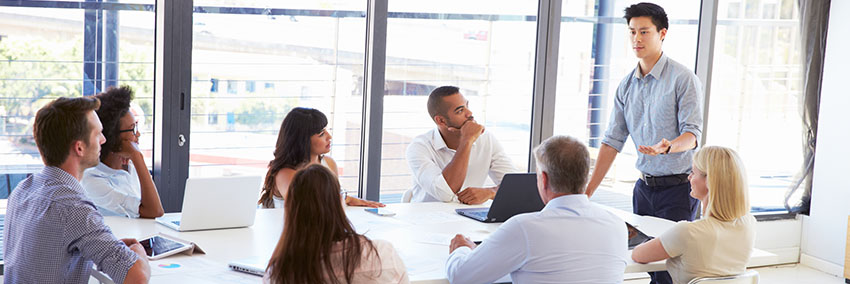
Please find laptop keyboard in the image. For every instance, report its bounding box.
[172,220,180,226]
[464,210,489,220]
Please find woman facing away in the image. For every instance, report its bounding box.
[258,107,383,209]
[265,164,409,284]
[631,146,756,284]
[81,85,164,218]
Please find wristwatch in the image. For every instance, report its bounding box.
[664,145,672,154]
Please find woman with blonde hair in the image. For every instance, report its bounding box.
[631,146,756,284]
[264,164,408,284]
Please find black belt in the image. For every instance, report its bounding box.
[640,173,689,187]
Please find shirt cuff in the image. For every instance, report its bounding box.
[449,246,472,259]
[446,246,473,280]
[601,138,625,152]
[99,245,140,284]
[431,174,458,203]
[681,128,702,148]
[120,195,142,218]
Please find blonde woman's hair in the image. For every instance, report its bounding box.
[693,146,750,221]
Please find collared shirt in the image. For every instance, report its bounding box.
[82,162,142,218]
[4,166,139,284]
[602,53,704,176]
[446,194,628,284]
[406,128,517,203]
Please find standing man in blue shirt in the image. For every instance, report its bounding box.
[585,3,703,284]
[4,97,150,283]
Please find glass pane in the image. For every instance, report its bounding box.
[189,1,367,196]
[380,0,539,203]
[0,2,155,198]
[706,0,802,212]
[553,0,700,211]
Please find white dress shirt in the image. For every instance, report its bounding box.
[81,162,142,218]
[405,128,516,203]
[446,194,629,284]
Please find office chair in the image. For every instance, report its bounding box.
[687,270,759,284]
[401,189,413,203]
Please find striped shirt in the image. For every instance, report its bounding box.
[4,166,139,284]
[602,53,704,176]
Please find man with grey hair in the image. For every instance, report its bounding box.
[446,136,628,283]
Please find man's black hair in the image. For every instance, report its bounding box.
[624,2,669,31]
[427,86,460,119]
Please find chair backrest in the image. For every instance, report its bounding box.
[2,173,33,199]
[401,189,413,203]
[687,270,759,284]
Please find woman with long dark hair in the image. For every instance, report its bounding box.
[258,107,383,208]
[264,164,408,283]
[81,85,164,218]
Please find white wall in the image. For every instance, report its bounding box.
[801,0,850,271]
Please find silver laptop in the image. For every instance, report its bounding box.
[156,176,262,231]
[228,256,269,276]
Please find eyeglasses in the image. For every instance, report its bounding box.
[118,122,139,134]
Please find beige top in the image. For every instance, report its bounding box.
[659,214,756,284]
[264,239,409,284]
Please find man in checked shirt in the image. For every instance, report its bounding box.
[4,97,150,283]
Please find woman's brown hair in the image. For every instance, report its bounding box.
[266,164,379,283]
[258,107,328,208]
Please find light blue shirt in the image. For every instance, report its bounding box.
[4,166,139,284]
[446,194,628,284]
[602,53,704,176]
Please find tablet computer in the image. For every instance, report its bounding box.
[626,222,653,249]
[139,234,192,260]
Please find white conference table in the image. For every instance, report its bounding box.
[102,201,776,283]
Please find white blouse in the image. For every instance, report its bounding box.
[81,162,143,218]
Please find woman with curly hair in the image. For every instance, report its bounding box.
[82,85,164,218]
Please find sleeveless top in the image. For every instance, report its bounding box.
[271,158,330,209]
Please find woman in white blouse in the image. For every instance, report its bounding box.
[82,86,164,218]
[631,146,756,284]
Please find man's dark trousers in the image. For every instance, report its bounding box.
[633,179,700,284]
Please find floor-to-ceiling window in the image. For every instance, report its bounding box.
[188,1,367,196]
[0,1,155,198]
[0,0,808,215]
[378,0,539,202]
[705,0,803,212]
[552,0,700,211]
